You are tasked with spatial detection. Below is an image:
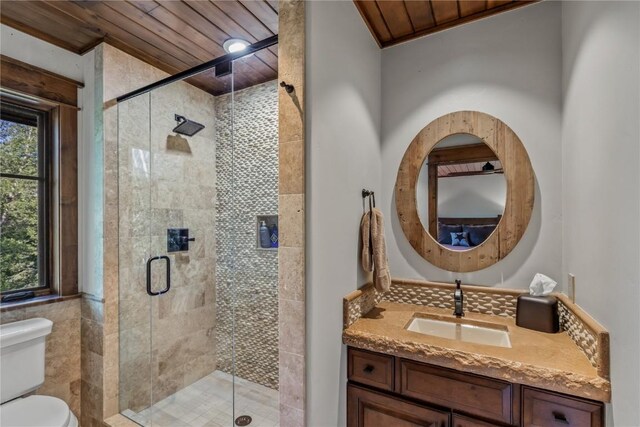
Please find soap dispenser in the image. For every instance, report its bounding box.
[259,221,271,248]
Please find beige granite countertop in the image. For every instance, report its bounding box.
[343,301,611,402]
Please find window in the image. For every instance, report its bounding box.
[0,55,80,304]
[0,102,51,296]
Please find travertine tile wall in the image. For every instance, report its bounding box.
[215,81,280,390]
[278,1,306,425]
[0,298,82,419]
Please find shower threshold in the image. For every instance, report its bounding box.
[122,371,279,427]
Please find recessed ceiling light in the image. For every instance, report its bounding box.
[223,38,250,54]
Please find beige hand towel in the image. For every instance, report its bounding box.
[360,208,391,292]
[361,212,373,272]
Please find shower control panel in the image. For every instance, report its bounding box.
[167,228,195,252]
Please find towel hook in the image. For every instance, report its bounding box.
[362,189,376,209]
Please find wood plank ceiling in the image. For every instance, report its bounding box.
[0,1,279,96]
[354,0,538,48]
[438,160,503,177]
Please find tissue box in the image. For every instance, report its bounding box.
[516,295,559,333]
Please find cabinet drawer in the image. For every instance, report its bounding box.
[398,359,512,424]
[348,383,450,427]
[522,387,603,427]
[452,414,500,427]
[348,348,395,391]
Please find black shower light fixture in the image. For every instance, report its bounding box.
[482,161,495,172]
[173,115,205,137]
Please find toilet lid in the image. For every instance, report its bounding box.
[1,395,71,427]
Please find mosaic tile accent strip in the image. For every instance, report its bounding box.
[343,284,381,328]
[382,280,521,318]
[558,300,599,369]
[215,81,279,390]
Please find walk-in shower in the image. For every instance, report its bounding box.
[116,36,280,427]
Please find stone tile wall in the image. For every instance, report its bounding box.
[278,1,306,425]
[215,81,279,390]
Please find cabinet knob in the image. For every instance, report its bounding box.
[363,364,375,373]
[552,411,570,425]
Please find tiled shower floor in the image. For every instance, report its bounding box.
[122,371,279,427]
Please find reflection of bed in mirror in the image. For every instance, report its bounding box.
[437,215,502,251]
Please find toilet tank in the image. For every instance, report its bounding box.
[0,318,53,404]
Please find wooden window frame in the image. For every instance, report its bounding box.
[0,55,81,301]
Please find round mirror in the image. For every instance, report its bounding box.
[416,134,506,252]
[395,111,534,272]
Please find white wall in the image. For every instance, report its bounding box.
[562,2,640,425]
[0,24,84,82]
[306,1,381,426]
[416,170,507,224]
[437,174,506,218]
[381,2,563,288]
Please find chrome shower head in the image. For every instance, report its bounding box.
[173,114,205,137]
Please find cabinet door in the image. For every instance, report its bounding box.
[348,384,450,427]
[522,387,603,427]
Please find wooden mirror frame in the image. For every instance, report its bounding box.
[395,111,534,272]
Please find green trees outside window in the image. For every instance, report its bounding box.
[0,104,49,294]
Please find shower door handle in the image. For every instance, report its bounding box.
[146,256,171,296]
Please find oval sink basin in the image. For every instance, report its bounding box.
[406,316,511,348]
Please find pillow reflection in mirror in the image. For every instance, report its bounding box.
[463,224,497,246]
[438,224,462,245]
[450,231,470,247]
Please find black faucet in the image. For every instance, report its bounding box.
[453,279,464,318]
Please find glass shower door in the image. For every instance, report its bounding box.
[118,90,154,425]
[118,67,236,426]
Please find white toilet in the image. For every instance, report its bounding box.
[0,318,78,427]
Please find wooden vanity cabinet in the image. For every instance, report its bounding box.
[347,347,605,427]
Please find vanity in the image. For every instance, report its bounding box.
[346,111,610,426]
[343,282,610,427]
